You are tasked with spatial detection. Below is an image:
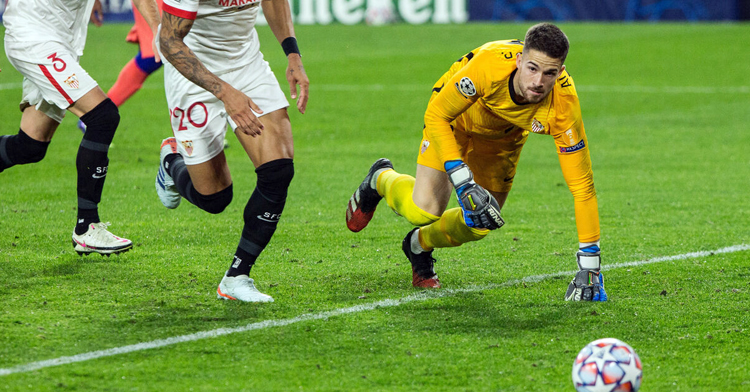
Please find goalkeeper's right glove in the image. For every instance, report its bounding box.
[564,244,608,302]
[445,160,504,230]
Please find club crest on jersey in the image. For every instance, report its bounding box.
[456,77,476,97]
[64,74,80,89]
[421,140,430,154]
[181,140,194,156]
[531,118,545,133]
[559,140,586,153]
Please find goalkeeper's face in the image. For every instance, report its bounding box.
[514,49,565,104]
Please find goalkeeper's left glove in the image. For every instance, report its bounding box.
[565,244,608,302]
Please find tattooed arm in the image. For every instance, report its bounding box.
[159,12,265,136]
[262,0,309,114]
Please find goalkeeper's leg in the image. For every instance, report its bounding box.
[418,208,490,250]
[377,167,443,227]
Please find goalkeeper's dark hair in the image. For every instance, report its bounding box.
[524,23,569,63]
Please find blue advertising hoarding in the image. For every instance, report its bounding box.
[0,0,744,23]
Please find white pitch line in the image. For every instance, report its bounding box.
[1,243,748,377]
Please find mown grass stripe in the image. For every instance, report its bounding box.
[1,243,747,377]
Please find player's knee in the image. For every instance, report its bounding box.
[403,210,439,227]
[255,158,294,203]
[1,130,50,165]
[197,184,233,214]
[400,202,439,227]
[135,52,162,75]
[80,99,120,145]
[454,221,490,244]
[465,227,490,242]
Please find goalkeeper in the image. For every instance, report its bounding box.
[345,23,606,301]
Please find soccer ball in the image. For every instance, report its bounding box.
[572,338,642,392]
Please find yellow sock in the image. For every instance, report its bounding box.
[377,169,439,227]
[419,208,489,250]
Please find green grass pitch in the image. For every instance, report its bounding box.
[1,22,749,391]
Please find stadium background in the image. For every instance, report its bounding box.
[2,0,750,23]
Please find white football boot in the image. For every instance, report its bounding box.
[217,274,274,303]
[155,137,181,209]
[72,222,133,255]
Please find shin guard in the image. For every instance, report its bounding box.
[227,159,294,276]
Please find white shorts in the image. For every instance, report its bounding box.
[5,41,98,123]
[164,53,289,165]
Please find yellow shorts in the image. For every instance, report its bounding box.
[416,119,529,193]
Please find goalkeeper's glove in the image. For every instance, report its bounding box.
[565,244,608,302]
[445,160,504,230]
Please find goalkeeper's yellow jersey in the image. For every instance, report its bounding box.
[423,39,600,243]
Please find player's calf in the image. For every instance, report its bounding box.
[226,159,294,278]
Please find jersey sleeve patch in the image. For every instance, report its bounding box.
[456,77,477,98]
[559,140,586,154]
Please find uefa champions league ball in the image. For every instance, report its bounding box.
[572,338,642,392]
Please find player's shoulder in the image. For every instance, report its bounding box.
[476,39,524,62]
[554,68,579,98]
[463,39,523,78]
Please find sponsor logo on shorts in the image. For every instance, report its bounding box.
[531,118,545,133]
[456,77,476,97]
[559,140,586,153]
[420,140,430,154]
[181,140,194,156]
[64,74,80,89]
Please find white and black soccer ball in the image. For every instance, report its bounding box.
[572,338,642,392]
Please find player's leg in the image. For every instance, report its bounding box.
[163,149,234,213]
[0,105,58,173]
[215,108,294,302]
[345,157,395,232]
[110,0,162,107]
[1,46,68,173]
[107,52,162,107]
[78,0,163,132]
[157,64,234,214]
[403,131,522,287]
[397,164,455,288]
[346,159,447,232]
[5,43,131,254]
[68,87,133,255]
